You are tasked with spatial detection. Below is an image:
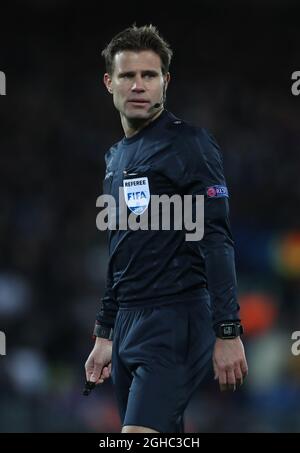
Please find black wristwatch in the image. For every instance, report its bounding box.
[216,322,244,339]
[93,323,114,340]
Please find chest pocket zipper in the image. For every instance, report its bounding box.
[123,170,138,177]
[123,164,152,178]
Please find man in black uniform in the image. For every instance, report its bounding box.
[85,25,248,433]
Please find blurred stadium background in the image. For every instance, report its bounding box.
[0,0,300,432]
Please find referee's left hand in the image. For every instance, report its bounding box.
[212,337,248,392]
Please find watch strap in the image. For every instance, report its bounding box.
[93,323,114,340]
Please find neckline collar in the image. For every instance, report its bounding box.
[121,109,168,145]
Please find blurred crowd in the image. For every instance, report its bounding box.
[0,2,300,432]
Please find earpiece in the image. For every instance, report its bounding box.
[153,81,167,109]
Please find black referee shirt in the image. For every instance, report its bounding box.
[96,110,240,329]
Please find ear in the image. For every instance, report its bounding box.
[164,72,171,91]
[103,73,113,94]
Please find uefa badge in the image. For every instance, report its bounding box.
[206,185,229,198]
[123,177,150,215]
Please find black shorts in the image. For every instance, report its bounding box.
[111,293,215,433]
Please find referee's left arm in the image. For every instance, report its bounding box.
[172,127,248,391]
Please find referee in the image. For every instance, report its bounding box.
[85,24,248,433]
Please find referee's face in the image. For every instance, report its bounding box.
[104,50,169,120]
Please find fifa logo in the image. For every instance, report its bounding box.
[0,71,6,95]
[0,331,6,356]
[127,191,147,200]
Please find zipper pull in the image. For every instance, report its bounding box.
[123,170,138,176]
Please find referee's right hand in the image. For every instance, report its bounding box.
[85,337,112,385]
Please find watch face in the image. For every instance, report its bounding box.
[217,323,242,339]
[223,325,234,336]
